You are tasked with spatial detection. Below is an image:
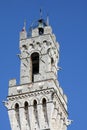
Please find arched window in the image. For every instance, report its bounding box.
[51,92,54,100]
[24,101,28,110]
[33,100,38,119]
[38,19,44,35]
[15,103,19,119]
[24,101,28,119]
[33,100,39,126]
[42,98,48,123]
[15,103,20,127]
[24,102,31,128]
[33,100,37,111]
[42,98,46,110]
[31,52,39,82]
[51,57,54,65]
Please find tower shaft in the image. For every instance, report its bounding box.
[4,17,71,130]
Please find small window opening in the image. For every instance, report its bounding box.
[38,19,44,35]
[33,100,37,110]
[42,98,48,123]
[15,103,19,111]
[15,103,19,119]
[24,102,28,110]
[15,103,20,127]
[51,92,54,100]
[31,53,39,82]
[22,45,27,50]
[42,98,46,111]
[38,28,44,35]
[51,57,54,65]
[33,100,38,119]
[33,100,39,125]
[24,102,28,120]
[24,102,30,127]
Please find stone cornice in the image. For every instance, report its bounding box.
[7,88,54,101]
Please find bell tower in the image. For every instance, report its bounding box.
[4,16,71,130]
[19,18,59,85]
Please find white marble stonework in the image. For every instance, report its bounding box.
[4,18,71,130]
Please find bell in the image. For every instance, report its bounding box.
[38,19,44,28]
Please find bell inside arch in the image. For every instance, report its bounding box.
[38,19,44,35]
[38,19,44,28]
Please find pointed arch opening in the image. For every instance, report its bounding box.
[33,100,38,118]
[24,101,28,110]
[33,100,37,112]
[15,103,20,127]
[15,103,19,119]
[51,57,54,65]
[24,101,28,119]
[15,103,19,110]
[42,98,48,123]
[42,98,46,109]
[24,101,30,128]
[31,52,39,82]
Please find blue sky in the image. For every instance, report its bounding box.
[0,0,87,130]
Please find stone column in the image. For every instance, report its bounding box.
[8,109,20,130]
[37,104,42,129]
[52,108,58,130]
[59,118,63,130]
[19,107,27,130]
[29,106,35,130]
[27,106,31,130]
[39,104,45,129]
[47,102,53,128]
[56,113,61,130]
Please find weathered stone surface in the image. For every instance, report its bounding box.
[4,18,71,130]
